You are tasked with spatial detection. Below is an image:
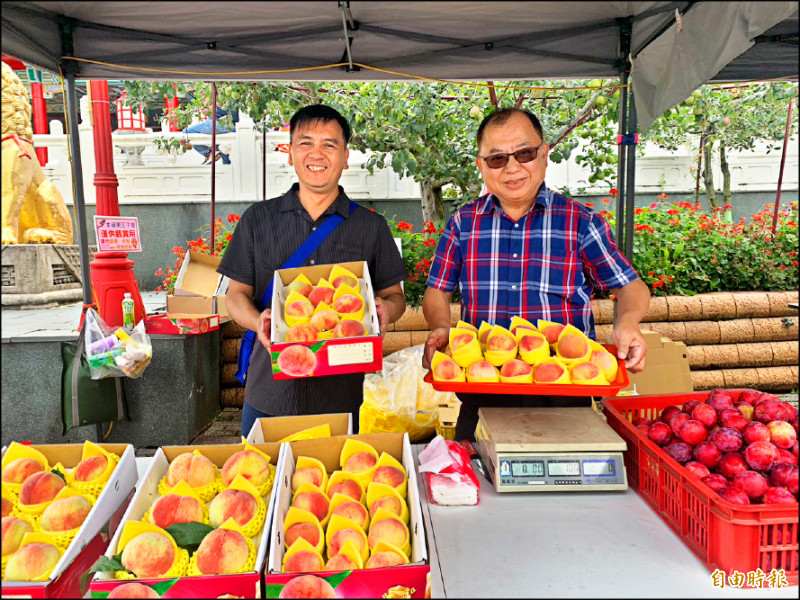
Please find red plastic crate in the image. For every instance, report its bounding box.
[602,391,798,587]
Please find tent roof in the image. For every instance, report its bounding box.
[2,1,797,129]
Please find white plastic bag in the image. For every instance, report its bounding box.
[84,309,152,379]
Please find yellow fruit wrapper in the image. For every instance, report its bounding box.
[332,284,365,322]
[465,361,500,383]
[280,424,332,444]
[284,506,325,554]
[328,265,360,289]
[325,513,369,562]
[569,360,610,385]
[454,320,478,335]
[284,290,314,327]
[509,316,537,335]
[286,273,313,292]
[589,348,618,383]
[2,486,19,517]
[431,351,465,382]
[187,518,256,577]
[532,357,571,384]
[219,474,267,537]
[369,540,410,565]
[5,533,63,581]
[340,439,380,490]
[537,319,566,350]
[326,470,365,505]
[1,443,50,495]
[449,329,483,368]
[499,363,534,384]
[158,449,221,503]
[333,539,364,569]
[328,492,369,530]
[38,487,96,547]
[282,536,324,573]
[17,462,68,517]
[516,330,550,365]
[476,321,493,351]
[292,482,332,528]
[366,482,409,524]
[293,456,329,493]
[555,324,592,364]
[368,508,411,558]
[372,452,408,500]
[66,442,120,499]
[484,325,518,367]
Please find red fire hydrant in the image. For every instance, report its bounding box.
[89,251,146,328]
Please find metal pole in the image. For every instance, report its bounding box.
[772,96,794,239]
[624,90,638,259]
[615,18,632,253]
[262,116,267,200]
[211,83,217,251]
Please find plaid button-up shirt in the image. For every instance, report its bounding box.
[427,183,638,339]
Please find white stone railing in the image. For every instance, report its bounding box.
[31,96,798,205]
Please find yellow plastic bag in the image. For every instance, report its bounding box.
[360,345,457,442]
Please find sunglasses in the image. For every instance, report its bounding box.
[479,144,544,169]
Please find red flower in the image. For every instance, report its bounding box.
[634,224,655,233]
[601,198,610,204]
[609,188,618,197]
[657,193,668,200]
[585,202,594,208]
[156,286,163,292]
[227,213,240,223]
[397,222,414,231]
[225,233,233,242]
[667,209,679,215]
[423,239,436,247]
[423,221,438,234]
[650,202,659,210]
[154,268,163,276]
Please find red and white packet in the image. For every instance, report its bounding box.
[418,435,480,505]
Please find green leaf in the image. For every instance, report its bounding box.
[324,570,352,587]
[151,579,180,595]
[264,584,284,599]
[82,554,127,596]
[166,522,214,553]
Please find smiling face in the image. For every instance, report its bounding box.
[288,119,350,200]
[476,111,549,214]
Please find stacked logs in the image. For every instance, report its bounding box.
[219,291,799,406]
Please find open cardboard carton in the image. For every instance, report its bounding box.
[269,261,383,379]
[89,443,282,599]
[246,413,353,444]
[1,443,137,599]
[166,250,230,317]
[613,330,693,395]
[265,433,430,599]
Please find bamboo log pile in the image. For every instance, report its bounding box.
[218,290,800,404]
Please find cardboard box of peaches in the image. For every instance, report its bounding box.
[265,433,430,599]
[1,441,137,598]
[426,316,628,395]
[89,441,281,598]
[269,261,383,380]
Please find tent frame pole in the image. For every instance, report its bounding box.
[615,18,632,257]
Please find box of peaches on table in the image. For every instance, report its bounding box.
[265,433,430,599]
[246,413,353,445]
[269,262,383,380]
[1,441,137,599]
[424,316,629,396]
[89,442,281,599]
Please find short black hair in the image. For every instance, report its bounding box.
[477,107,544,149]
[289,104,351,145]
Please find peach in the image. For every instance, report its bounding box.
[486,334,515,352]
[540,324,565,344]
[332,275,358,289]
[329,528,366,557]
[196,528,250,575]
[4,541,61,581]
[334,294,363,314]
[285,522,321,549]
[292,492,329,523]
[287,280,313,298]
[2,458,44,484]
[519,335,546,354]
[284,550,324,573]
[533,362,566,383]
[292,467,324,492]
[328,479,362,503]
[277,345,317,377]
[343,452,377,475]
[557,334,589,359]
[589,350,616,372]
[372,466,405,489]
[40,495,92,532]
[286,324,318,343]
[365,550,406,569]
[209,489,258,528]
[279,575,335,598]
[450,333,474,352]
[286,300,314,320]
[1,497,12,518]
[150,494,204,530]
[433,359,462,381]
[72,455,108,482]
[570,362,602,382]
[19,471,65,506]
[324,553,358,571]
[367,518,407,550]
[107,582,161,599]
[166,452,216,489]
[308,287,335,308]
[479,328,492,345]
[331,501,368,527]
[467,361,498,380]
[369,496,403,519]
[2,516,33,556]
[309,310,339,333]
[121,532,175,578]
[221,449,271,488]
[333,319,365,338]
[500,360,533,378]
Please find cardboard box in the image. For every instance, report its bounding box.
[246,413,353,444]
[436,406,460,441]
[269,261,383,380]
[1,443,137,598]
[265,433,430,598]
[614,330,693,395]
[166,251,229,317]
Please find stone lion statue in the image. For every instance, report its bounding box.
[2,61,73,245]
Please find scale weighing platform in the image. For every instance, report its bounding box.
[475,407,628,492]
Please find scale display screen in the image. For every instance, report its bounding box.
[547,461,580,477]
[511,461,544,477]
[583,460,616,477]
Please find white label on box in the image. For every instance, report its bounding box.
[327,342,374,365]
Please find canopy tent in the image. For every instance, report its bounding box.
[2,1,798,306]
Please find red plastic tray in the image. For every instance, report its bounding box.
[602,391,798,587]
[424,344,629,396]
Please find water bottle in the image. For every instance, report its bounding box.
[122,293,135,329]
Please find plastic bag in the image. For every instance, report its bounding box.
[360,345,457,442]
[84,309,152,379]
[419,436,480,506]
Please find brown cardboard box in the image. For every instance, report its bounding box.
[246,413,353,443]
[166,250,230,317]
[613,329,693,395]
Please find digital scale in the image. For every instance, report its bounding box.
[475,407,628,492]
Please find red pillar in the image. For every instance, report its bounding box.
[164,85,180,132]
[30,80,49,166]
[90,80,120,216]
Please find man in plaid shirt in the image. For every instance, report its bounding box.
[422,107,651,442]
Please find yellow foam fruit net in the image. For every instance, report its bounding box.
[3,532,63,582]
[368,508,411,558]
[17,462,69,518]
[219,442,274,498]
[282,536,324,573]
[114,521,188,580]
[65,441,120,501]
[332,283,365,322]
[555,324,592,364]
[515,329,550,365]
[215,474,267,538]
[448,328,483,368]
[187,518,256,577]
[2,485,20,517]
[430,351,465,383]
[0,513,37,579]
[483,325,518,367]
[1,442,50,496]
[325,513,369,562]
[532,357,571,384]
[366,482,409,524]
[142,480,210,527]
[158,449,221,503]
[283,506,325,554]
[284,290,314,327]
[38,486,96,549]
[279,424,332,444]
